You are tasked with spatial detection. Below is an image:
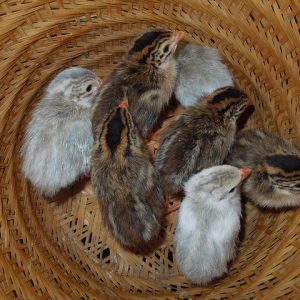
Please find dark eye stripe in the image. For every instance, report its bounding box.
[164,44,170,53]
[273,184,300,191]
[266,154,300,173]
[72,78,92,91]
[138,37,169,64]
[272,177,300,184]
[128,31,170,56]
[164,51,172,61]
[211,88,247,104]
[274,182,300,189]
[279,175,300,179]
[218,102,236,115]
[138,44,156,64]
[236,102,247,113]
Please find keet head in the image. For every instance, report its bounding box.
[258,154,300,195]
[98,101,138,159]
[46,67,102,108]
[128,28,184,67]
[184,165,251,202]
[209,87,250,121]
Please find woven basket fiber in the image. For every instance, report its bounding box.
[0,1,299,299]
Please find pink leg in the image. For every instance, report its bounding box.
[150,120,174,142]
[82,180,94,196]
[164,194,181,215]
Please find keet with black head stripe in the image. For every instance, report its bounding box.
[91,100,164,252]
[155,86,250,197]
[92,28,183,139]
[225,128,300,208]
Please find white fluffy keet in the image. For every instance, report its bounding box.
[175,165,246,285]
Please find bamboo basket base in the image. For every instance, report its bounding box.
[0,1,299,299]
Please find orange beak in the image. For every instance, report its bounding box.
[97,78,104,90]
[246,97,253,107]
[240,168,251,180]
[118,100,129,109]
[173,31,184,43]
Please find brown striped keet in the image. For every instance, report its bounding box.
[92,28,183,139]
[91,101,164,252]
[154,86,250,198]
[226,129,300,209]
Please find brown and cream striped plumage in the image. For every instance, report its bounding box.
[91,104,164,251]
[92,28,182,139]
[154,87,250,195]
[225,129,300,208]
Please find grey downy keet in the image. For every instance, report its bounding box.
[175,165,251,285]
[175,43,234,107]
[21,67,101,197]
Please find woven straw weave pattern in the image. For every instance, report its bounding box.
[0,1,299,299]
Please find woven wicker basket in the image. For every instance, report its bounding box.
[1,1,299,299]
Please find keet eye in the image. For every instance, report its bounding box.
[163,45,169,53]
[86,84,92,92]
[229,187,235,193]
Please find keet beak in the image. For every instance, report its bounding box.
[97,78,103,90]
[173,31,184,43]
[118,100,129,109]
[246,97,252,107]
[240,168,251,180]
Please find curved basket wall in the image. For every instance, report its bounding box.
[0,1,299,299]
